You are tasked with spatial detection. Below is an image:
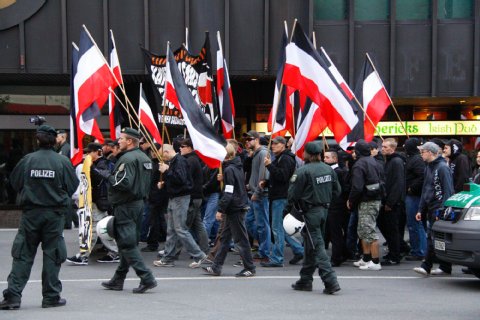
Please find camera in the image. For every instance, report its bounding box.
[29,115,46,126]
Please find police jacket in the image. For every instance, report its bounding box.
[149,158,169,207]
[418,156,454,215]
[384,153,406,207]
[57,142,70,158]
[183,152,204,200]
[107,147,152,205]
[287,161,340,212]
[218,156,249,214]
[164,153,193,199]
[9,148,78,210]
[348,141,383,209]
[448,139,471,193]
[266,149,296,200]
[405,151,425,197]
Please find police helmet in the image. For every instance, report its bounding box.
[283,213,305,236]
[96,216,118,252]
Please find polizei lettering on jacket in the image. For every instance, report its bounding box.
[316,175,332,184]
[30,169,55,179]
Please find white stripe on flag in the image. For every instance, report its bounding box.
[74,46,108,97]
[285,43,357,129]
[363,72,384,112]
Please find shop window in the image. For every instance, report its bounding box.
[438,0,473,19]
[314,0,348,20]
[355,0,389,21]
[397,0,431,20]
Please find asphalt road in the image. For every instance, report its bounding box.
[0,228,478,320]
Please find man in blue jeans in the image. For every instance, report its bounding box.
[243,130,271,260]
[261,136,303,267]
[404,138,426,260]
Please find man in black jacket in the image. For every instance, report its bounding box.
[153,144,208,268]
[261,136,303,267]
[444,139,471,193]
[404,138,426,260]
[348,140,383,271]
[378,138,406,265]
[203,143,255,277]
[179,138,209,254]
[324,149,350,266]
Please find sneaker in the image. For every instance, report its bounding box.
[359,261,381,271]
[203,266,221,276]
[353,258,367,267]
[97,253,120,263]
[260,261,283,268]
[66,254,88,265]
[189,256,208,268]
[382,259,400,266]
[430,268,451,276]
[153,259,175,267]
[289,254,303,265]
[413,267,429,275]
[235,268,256,277]
[233,260,243,267]
[405,255,424,261]
[158,249,165,256]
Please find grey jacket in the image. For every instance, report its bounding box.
[248,146,269,198]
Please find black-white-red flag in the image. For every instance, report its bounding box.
[282,23,358,143]
[356,55,391,142]
[165,44,227,168]
[108,30,124,140]
[216,32,235,139]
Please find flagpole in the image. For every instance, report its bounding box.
[312,31,329,152]
[82,25,162,159]
[109,87,162,161]
[366,53,409,139]
[138,82,163,159]
[352,94,384,141]
[160,42,172,147]
[110,30,132,128]
[267,20,293,154]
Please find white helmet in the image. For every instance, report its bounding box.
[283,213,305,236]
[96,216,118,252]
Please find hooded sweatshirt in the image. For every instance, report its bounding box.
[447,139,471,193]
[218,156,249,213]
[404,138,425,196]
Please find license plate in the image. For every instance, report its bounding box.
[434,240,445,251]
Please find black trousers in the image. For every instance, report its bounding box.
[146,203,167,248]
[326,207,350,264]
[377,204,401,261]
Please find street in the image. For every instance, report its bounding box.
[0,228,478,320]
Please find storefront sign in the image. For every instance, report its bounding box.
[320,121,480,137]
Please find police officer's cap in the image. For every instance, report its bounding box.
[305,141,322,155]
[86,142,102,152]
[37,125,57,137]
[121,127,142,139]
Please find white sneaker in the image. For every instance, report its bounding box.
[359,261,381,271]
[189,255,207,268]
[413,267,429,275]
[353,258,367,267]
[430,268,450,276]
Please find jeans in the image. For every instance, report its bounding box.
[269,199,287,264]
[163,195,205,261]
[245,200,257,241]
[203,193,220,240]
[252,195,271,258]
[405,195,426,257]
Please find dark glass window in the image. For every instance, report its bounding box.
[438,0,473,19]
[314,0,348,20]
[397,0,431,20]
[355,0,389,21]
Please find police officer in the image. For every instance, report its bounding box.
[287,142,341,295]
[55,129,70,157]
[1,125,78,310]
[99,128,157,294]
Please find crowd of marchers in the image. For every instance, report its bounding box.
[2,126,479,309]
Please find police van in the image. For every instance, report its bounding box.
[432,182,480,279]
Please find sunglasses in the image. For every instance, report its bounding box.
[180,145,189,148]
[245,137,255,141]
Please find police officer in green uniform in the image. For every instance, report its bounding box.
[287,142,342,294]
[1,125,78,310]
[99,128,157,294]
